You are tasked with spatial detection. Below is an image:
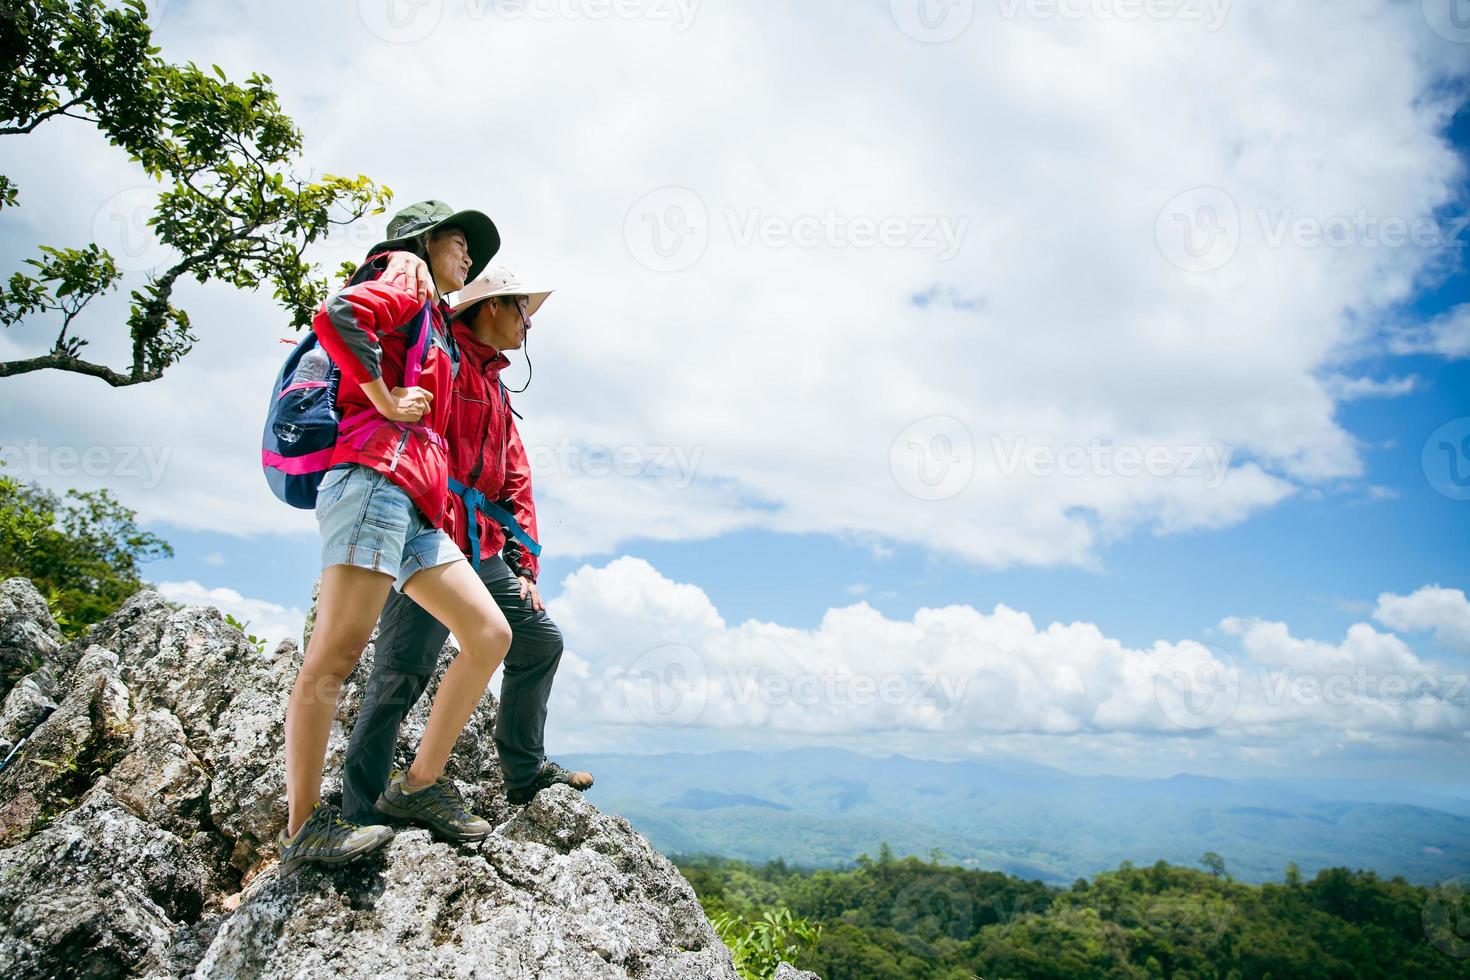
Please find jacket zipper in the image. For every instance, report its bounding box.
[464,367,501,487]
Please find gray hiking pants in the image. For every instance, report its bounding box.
[341,553,563,823]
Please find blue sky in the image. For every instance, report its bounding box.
[4,0,1470,786]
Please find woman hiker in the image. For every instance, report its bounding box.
[278,201,513,870]
[340,261,593,830]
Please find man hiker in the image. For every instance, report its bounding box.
[341,261,593,835]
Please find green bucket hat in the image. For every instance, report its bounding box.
[366,199,500,282]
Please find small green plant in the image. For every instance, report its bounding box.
[711,906,822,980]
[224,613,267,655]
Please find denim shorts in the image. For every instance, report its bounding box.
[315,464,463,592]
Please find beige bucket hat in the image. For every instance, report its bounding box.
[450,266,554,319]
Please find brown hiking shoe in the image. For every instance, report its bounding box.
[507,760,594,806]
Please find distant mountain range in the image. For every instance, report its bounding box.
[558,747,1470,885]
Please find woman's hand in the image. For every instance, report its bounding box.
[382,251,432,301]
[518,576,543,612]
[363,377,433,422]
[384,386,433,422]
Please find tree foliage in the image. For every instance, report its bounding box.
[676,850,1470,980]
[0,466,170,639]
[0,0,391,386]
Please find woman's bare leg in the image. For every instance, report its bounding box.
[400,559,512,786]
[285,563,394,835]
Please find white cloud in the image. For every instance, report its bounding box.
[1324,374,1419,400]
[543,558,1470,752]
[156,580,306,653]
[1,1,1466,572]
[1374,585,1470,653]
[1388,303,1470,360]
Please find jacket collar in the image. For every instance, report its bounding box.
[450,317,511,373]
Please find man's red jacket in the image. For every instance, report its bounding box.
[442,317,541,582]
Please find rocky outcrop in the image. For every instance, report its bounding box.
[0,577,61,702]
[0,579,747,979]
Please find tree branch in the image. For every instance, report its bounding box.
[0,352,161,387]
[0,97,89,136]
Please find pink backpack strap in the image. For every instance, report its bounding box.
[403,301,435,388]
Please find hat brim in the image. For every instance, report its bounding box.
[451,286,554,319]
[366,209,501,282]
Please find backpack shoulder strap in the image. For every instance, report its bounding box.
[403,301,435,387]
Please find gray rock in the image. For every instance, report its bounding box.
[0,578,61,702]
[195,791,738,980]
[0,647,132,847]
[775,963,822,980]
[0,581,768,979]
[0,784,206,979]
[0,667,59,758]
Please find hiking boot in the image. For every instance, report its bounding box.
[277,803,393,872]
[506,760,594,806]
[375,771,491,842]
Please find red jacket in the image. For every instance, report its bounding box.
[312,256,457,528]
[442,318,540,581]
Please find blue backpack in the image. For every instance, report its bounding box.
[262,277,435,509]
